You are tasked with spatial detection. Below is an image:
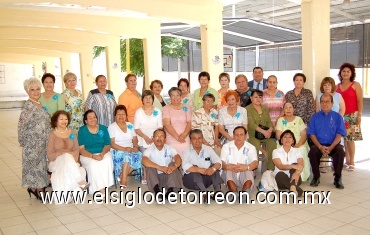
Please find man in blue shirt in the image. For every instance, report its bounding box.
[307,93,347,189]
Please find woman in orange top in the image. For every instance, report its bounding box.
[118,73,143,123]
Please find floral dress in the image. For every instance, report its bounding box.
[262,90,285,125]
[62,89,84,131]
[18,101,50,188]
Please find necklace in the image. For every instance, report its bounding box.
[29,98,41,105]
[55,127,68,133]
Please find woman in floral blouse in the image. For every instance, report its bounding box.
[62,72,84,131]
[285,73,315,124]
[262,75,285,126]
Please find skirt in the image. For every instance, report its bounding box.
[343,112,363,141]
[48,153,86,204]
[80,152,114,194]
[111,150,143,180]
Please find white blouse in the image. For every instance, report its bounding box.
[108,122,136,148]
[272,146,302,177]
[134,107,163,148]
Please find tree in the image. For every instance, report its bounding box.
[93,37,187,76]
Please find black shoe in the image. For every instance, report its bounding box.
[310,177,320,187]
[334,178,344,189]
[296,186,303,197]
[27,188,39,199]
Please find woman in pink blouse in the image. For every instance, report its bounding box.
[162,87,192,155]
[47,110,89,203]
[262,75,285,126]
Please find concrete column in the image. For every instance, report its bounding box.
[143,22,162,91]
[79,48,94,99]
[105,37,123,99]
[60,53,72,75]
[33,61,43,79]
[200,15,224,89]
[301,0,330,95]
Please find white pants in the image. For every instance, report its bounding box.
[80,152,114,194]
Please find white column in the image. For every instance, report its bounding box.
[301,0,330,95]
[105,37,123,99]
[79,48,94,99]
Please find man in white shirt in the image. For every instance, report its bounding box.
[221,126,258,194]
[142,129,182,198]
[182,129,223,197]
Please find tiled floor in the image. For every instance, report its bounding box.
[0,109,369,235]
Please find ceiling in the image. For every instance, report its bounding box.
[222,0,370,30]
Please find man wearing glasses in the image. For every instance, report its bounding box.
[307,93,347,189]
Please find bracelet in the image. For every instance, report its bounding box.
[212,167,217,172]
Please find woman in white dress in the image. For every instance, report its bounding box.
[47,110,89,203]
[134,90,163,184]
[109,105,143,188]
[78,110,114,195]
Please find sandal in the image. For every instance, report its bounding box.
[79,182,90,190]
[319,167,327,173]
[120,184,128,189]
[348,165,355,172]
[141,180,147,185]
[343,163,349,170]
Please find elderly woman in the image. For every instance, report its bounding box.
[39,73,65,116]
[275,102,310,181]
[246,90,277,170]
[192,93,221,153]
[85,75,117,127]
[272,130,304,197]
[150,80,168,111]
[262,75,285,126]
[163,87,192,155]
[218,90,248,143]
[47,110,89,203]
[78,110,114,195]
[177,78,192,107]
[109,105,143,189]
[285,73,315,124]
[336,63,363,171]
[218,72,232,108]
[118,73,142,123]
[62,72,84,131]
[18,78,50,199]
[193,71,219,110]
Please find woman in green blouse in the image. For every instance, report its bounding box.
[192,71,219,111]
[246,90,277,170]
[39,73,65,116]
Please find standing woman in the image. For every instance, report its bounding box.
[85,75,117,127]
[150,80,168,111]
[39,73,65,116]
[163,87,192,155]
[18,78,50,199]
[336,63,363,171]
[315,77,345,116]
[62,72,84,131]
[118,73,142,123]
[177,78,192,107]
[285,73,315,124]
[246,90,277,170]
[218,72,232,109]
[193,71,219,111]
[262,75,285,126]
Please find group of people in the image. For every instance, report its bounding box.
[18,62,363,203]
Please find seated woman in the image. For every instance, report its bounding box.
[246,90,277,170]
[109,105,143,189]
[275,102,310,181]
[78,110,114,195]
[218,90,248,143]
[272,130,304,197]
[47,111,89,203]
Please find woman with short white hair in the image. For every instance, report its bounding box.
[18,77,50,200]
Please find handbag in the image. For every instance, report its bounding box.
[255,124,275,140]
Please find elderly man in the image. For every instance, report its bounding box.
[221,126,258,194]
[142,129,182,198]
[248,67,267,91]
[182,129,223,198]
[307,93,347,189]
[234,74,253,107]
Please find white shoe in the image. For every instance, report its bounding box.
[141,180,147,185]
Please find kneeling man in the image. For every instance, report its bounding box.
[182,129,223,197]
[221,126,258,194]
[142,129,182,198]
[307,93,347,189]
